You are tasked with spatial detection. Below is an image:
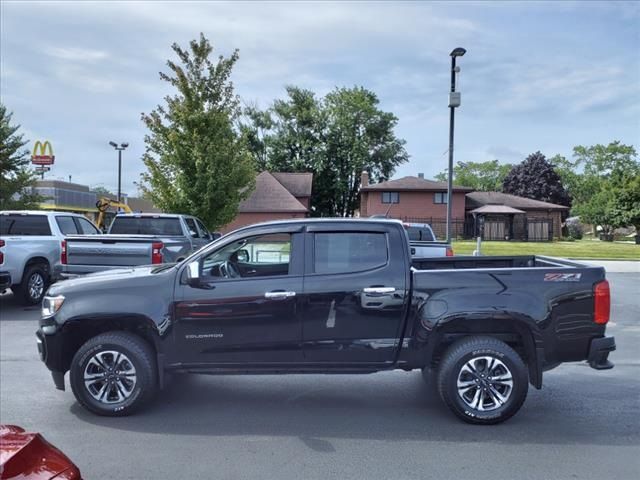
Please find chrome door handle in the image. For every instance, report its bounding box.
[363,287,396,294]
[264,291,296,299]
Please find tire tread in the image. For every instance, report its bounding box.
[70,331,157,416]
[437,335,528,425]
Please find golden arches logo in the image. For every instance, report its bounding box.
[32,141,55,165]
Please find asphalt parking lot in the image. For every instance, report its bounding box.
[1,273,639,480]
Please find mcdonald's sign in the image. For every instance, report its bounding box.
[32,141,55,165]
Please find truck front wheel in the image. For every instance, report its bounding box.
[437,336,528,425]
[70,332,157,416]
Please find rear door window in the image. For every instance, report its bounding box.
[184,218,200,238]
[405,226,435,242]
[0,215,52,236]
[109,217,183,235]
[313,232,388,274]
[55,216,79,235]
[76,217,100,235]
[196,219,210,238]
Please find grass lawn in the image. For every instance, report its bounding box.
[451,239,640,260]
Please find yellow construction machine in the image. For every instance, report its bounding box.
[95,197,132,231]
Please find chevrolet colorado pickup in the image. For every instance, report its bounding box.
[36,219,615,424]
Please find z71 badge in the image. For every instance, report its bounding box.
[544,273,582,282]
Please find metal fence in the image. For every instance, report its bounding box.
[400,216,554,242]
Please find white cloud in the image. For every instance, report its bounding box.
[43,46,110,62]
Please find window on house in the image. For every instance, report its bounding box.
[434,192,448,204]
[381,192,399,204]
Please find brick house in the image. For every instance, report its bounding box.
[359,172,473,238]
[359,173,569,240]
[359,172,472,219]
[466,191,569,241]
[221,171,312,233]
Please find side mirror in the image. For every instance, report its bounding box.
[186,260,201,287]
[236,249,249,263]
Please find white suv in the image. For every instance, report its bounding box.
[0,211,100,304]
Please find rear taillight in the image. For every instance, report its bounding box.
[594,280,610,325]
[0,239,4,264]
[151,242,163,264]
[446,247,454,257]
[61,240,67,264]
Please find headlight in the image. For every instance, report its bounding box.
[42,295,65,318]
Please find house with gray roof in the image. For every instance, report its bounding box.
[466,191,569,241]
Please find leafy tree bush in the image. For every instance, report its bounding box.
[435,160,512,191]
[139,34,255,229]
[502,151,572,209]
[565,218,584,240]
[242,86,408,217]
[0,104,43,210]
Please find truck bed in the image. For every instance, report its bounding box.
[412,255,586,270]
[406,254,607,373]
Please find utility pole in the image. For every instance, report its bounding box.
[446,47,466,243]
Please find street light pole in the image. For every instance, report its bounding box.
[117,149,122,203]
[109,141,129,203]
[446,47,466,243]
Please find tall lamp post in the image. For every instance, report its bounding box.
[446,47,466,243]
[109,141,129,203]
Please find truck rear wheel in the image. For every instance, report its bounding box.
[70,332,157,416]
[437,336,528,425]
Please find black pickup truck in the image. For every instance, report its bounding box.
[36,219,615,424]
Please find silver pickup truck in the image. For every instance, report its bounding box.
[403,222,454,257]
[59,213,218,277]
[0,211,101,304]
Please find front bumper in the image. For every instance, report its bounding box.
[588,336,616,370]
[36,328,66,390]
[0,271,11,291]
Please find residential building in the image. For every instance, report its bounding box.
[359,172,473,219]
[359,172,473,238]
[220,171,313,233]
[359,173,569,241]
[466,191,569,241]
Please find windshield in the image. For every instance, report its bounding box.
[109,217,182,236]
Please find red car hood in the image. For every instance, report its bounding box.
[0,425,81,479]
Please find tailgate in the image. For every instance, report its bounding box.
[409,241,450,257]
[65,237,154,267]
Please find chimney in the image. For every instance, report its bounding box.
[361,171,369,187]
[418,173,424,179]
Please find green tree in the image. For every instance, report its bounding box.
[139,34,255,229]
[244,86,408,217]
[0,104,42,209]
[611,175,640,239]
[573,141,638,184]
[434,160,512,191]
[569,142,639,236]
[90,186,115,197]
[323,87,408,216]
[239,104,274,171]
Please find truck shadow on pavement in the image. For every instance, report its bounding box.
[69,367,639,447]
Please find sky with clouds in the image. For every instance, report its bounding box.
[1,0,639,195]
